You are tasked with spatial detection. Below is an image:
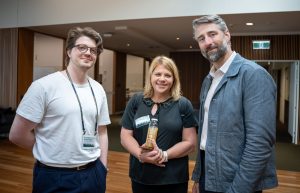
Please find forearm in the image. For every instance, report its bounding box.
[167,127,197,160]
[166,140,195,160]
[9,130,35,150]
[120,128,141,159]
[98,126,108,167]
[9,114,37,150]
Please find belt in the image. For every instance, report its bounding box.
[36,159,97,171]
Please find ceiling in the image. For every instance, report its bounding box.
[27,11,300,59]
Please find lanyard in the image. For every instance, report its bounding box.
[66,69,99,135]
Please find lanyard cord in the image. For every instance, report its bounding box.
[66,69,98,135]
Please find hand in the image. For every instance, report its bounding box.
[151,140,167,164]
[192,182,199,193]
[140,140,165,167]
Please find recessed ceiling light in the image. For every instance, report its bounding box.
[189,45,193,49]
[126,43,130,47]
[176,37,180,40]
[102,33,113,38]
[246,22,254,26]
[115,26,127,30]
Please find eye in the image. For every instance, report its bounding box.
[154,72,161,77]
[78,45,88,52]
[197,36,204,43]
[90,48,97,55]
[209,32,217,38]
[165,74,172,78]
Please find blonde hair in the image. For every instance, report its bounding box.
[144,56,181,101]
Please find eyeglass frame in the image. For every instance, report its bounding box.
[73,44,100,56]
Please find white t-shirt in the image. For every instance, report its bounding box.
[17,72,111,167]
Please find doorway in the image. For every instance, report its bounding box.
[257,60,299,145]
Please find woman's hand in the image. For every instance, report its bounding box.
[140,140,166,167]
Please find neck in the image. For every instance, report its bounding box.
[152,94,171,103]
[66,65,88,84]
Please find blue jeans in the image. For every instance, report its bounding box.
[32,159,107,193]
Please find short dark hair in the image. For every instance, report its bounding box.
[65,27,103,65]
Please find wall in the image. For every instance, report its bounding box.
[33,33,64,80]
[0,28,18,108]
[1,0,300,28]
[126,54,144,97]
[99,49,114,114]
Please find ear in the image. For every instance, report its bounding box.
[67,49,71,57]
[224,30,231,43]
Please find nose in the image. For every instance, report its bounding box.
[158,75,167,81]
[204,37,213,46]
[85,48,93,55]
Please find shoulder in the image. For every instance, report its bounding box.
[232,54,271,80]
[29,72,60,90]
[88,78,106,93]
[177,96,193,111]
[178,96,191,105]
[33,72,64,88]
[88,77,102,88]
[233,54,276,89]
[36,71,62,82]
[234,54,265,73]
[131,92,144,104]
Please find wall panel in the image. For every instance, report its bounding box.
[17,28,34,104]
[170,52,210,108]
[231,35,300,60]
[114,52,127,113]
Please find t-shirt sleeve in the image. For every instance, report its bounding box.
[180,97,198,129]
[16,81,46,123]
[121,93,141,130]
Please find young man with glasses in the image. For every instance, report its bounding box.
[9,27,110,193]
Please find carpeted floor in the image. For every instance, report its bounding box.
[107,114,300,172]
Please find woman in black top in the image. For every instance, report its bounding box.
[121,55,198,193]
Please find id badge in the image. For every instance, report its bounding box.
[82,135,96,150]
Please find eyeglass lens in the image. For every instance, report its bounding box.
[75,44,98,55]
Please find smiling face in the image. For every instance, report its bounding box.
[67,36,97,70]
[194,23,231,63]
[151,64,174,97]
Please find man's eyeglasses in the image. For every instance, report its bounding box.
[74,44,99,56]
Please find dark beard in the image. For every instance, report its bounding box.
[201,41,227,62]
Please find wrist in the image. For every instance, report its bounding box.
[137,149,144,163]
[163,150,168,162]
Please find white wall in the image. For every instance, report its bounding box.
[126,55,144,94]
[1,0,300,28]
[279,66,290,123]
[33,33,64,80]
[99,49,114,114]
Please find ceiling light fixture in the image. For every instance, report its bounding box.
[102,32,113,38]
[246,22,254,26]
[176,37,180,40]
[115,26,128,30]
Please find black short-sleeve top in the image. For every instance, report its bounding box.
[121,93,198,185]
